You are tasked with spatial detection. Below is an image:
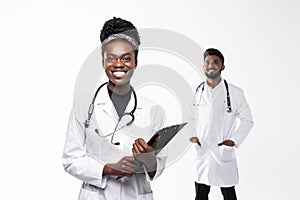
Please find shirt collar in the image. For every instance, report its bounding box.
[206,78,223,92]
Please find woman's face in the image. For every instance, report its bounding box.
[103,40,137,87]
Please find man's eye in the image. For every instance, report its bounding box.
[214,61,220,66]
[122,57,131,62]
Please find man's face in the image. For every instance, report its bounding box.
[203,55,224,80]
[103,40,137,86]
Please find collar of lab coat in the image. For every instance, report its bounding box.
[203,78,228,103]
[93,85,141,120]
[205,78,223,91]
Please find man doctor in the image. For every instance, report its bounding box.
[190,48,254,200]
[62,17,166,200]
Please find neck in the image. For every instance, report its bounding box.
[108,81,131,95]
[206,77,222,89]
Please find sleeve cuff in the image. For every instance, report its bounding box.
[144,156,165,181]
[97,164,108,188]
[85,163,108,189]
[230,138,239,148]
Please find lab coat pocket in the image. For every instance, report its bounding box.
[223,111,236,124]
[220,146,236,162]
[137,192,154,200]
[78,184,103,200]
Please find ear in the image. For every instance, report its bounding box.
[221,65,225,71]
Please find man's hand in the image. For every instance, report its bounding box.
[103,156,136,177]
[218,140,235,147]
[190,137,201,146]
[132,136,160,178]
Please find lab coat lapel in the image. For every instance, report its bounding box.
[125,90,141,114]
[118,90,142,134]
[119,91,147,138]
[94,86,119,135]
[93,86,141,135]
[202,80,226,147]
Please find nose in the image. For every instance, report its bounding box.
[207,62,216,67]
[114,58,124,67]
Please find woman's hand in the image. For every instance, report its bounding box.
[132,136,160,177]
[103,156,137,177]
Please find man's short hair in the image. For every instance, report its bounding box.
[204,48,224,65]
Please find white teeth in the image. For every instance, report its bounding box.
[113,71,125,75]
[112,71,126,78]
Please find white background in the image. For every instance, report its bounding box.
[0,0,299,199]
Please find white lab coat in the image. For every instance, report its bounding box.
[192,79,254,187]
[62,86,166,200]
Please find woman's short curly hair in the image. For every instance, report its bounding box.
[100,17,140,45]
[100,17,140,63]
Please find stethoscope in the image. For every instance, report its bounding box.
[84,82,137,145]
[193,79,232,113]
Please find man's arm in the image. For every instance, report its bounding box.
[229,90,254,147]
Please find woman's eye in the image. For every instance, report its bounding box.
[122,57,131,62]
[107,57,116,62]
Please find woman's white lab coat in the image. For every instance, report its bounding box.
[62,86,166,200]
[192,80,254,187]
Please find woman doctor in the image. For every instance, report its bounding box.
[62,17,166,200]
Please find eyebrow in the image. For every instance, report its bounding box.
[106,52,134,57]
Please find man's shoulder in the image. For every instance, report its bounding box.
[226,81,244,94]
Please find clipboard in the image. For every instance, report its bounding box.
[147,122,188,155]
[116,122,187,179]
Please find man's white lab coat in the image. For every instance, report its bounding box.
[192,79,254,187]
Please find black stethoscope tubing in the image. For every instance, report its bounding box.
[195,79,232,113]
[84,82,137,145]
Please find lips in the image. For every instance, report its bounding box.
[208,68,217,72]
[112,71,127,78]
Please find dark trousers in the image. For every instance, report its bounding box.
[195,182,237,200]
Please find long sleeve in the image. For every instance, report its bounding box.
[230,91,254,148]
[62,110,108,188]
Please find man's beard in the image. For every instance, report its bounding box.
[205,70,221,79]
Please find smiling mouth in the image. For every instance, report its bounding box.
[208,68,217,72]
[112,71,127,78]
